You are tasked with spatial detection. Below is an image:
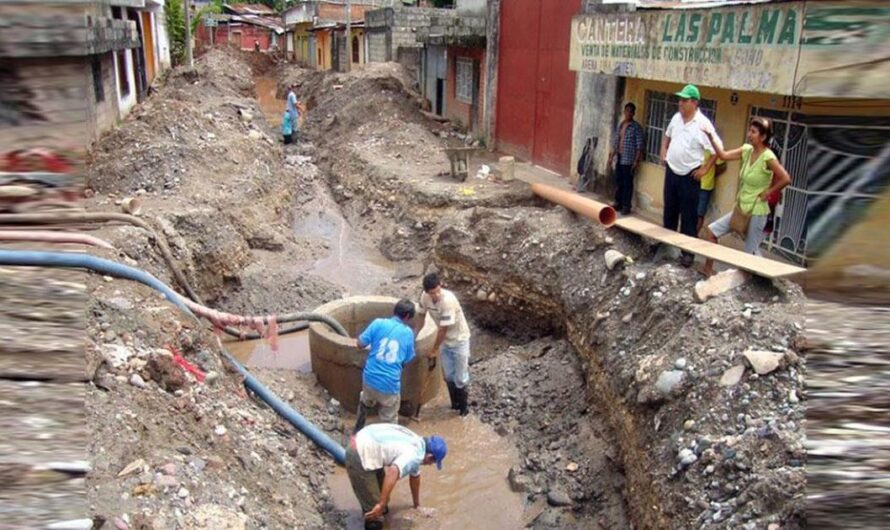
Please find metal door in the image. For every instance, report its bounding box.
[749,107,888,264]
[496,0,579,175]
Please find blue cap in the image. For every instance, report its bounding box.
[425,436,447,470]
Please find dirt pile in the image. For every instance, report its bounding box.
[286,63,536,264]
[432,205,807,529]
[86,277,343,529]
[84,49,342,312]
[80,50,353,529]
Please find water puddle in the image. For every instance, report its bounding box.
[327,391,525,529]
[224,330,312,372]
[255,76,284,126]
[292,207,395,296]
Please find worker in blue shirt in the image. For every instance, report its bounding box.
[354,299,417,432]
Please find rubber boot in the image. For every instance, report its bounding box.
[456,386,469,416]
[354,401,368,433]
[446,382,459,410]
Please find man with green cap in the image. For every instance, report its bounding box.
[659,84,721,268]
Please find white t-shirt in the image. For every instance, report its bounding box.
[355,424,425,478]
[665,110,720,175]
[419,289,471,347]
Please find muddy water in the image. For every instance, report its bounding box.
[292,204,395,295]
[255,77,284,126]
[225,330,312,372]
[328,391,526,529]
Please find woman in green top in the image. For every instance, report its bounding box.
[700,117,791,276]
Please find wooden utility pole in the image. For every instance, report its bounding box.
[344,0,351,72]
[184,0,194,68]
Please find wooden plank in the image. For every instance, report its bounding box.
[612,216,806,279]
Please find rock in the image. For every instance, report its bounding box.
[508,467,532,493]
[684,419,696,430]
[621,313,633,323]
[113,516,129,530]
[604,236,614,244]
[106,297,133,311]
[694,269,749,302]
[176,446,193,455]
[214,425,227,436]
[720,365,746,386]
[742,349,784,375]
[205,371,220,385]
[146,354,189,392]
[675,358,687,370]
[161,463,177,476]
[678,448,698,466]
[155,474,179,488]
[475,289,488,301]
[177,487,190,499]
[604,249,626,271]
[247,130,263,140]
[546,489,573,507]
[789,390,800,404]
[129,374,147,388]
[117,458,145,477]
[656,370,685,396]
[565,462,579,472]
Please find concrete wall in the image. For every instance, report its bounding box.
[571,72,622,194]
[482,0,499,147]
[806,186,890,301]
[368,31,388,62]
[456,0,486,16]
[0,57,94,151]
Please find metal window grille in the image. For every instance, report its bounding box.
[455,57,473,104]
[643,90,717,164]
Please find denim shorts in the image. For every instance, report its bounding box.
[697,189,713,218]
[709,211,769,255]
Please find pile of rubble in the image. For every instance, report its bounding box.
[87,279,343,529]
[432,205,807,529]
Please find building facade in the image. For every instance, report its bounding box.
[569,0,890,294]
[0,0,171,151]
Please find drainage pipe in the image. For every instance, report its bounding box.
[0,212,201,302]
[0,249,348,464]
[0,229,114,249]
[0,213,346,338]
[530,182,617,227]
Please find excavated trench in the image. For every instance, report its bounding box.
[232,74,635,529]
[142,60,805,529]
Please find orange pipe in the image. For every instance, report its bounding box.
[530,183,617,227]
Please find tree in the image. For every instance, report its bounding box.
[166,0,187,66]
[191,0,225,34]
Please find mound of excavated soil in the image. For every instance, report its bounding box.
[433,205,807,529]
[86,276,344,529]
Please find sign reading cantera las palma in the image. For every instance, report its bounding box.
[569,3,802,94]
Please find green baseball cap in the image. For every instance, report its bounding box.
[675,84,700,100]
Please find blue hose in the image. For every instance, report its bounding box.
[0,249,346,465]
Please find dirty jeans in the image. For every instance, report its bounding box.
[440,340,470,389]
[360,384,400,424]
[346,446,384,516]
